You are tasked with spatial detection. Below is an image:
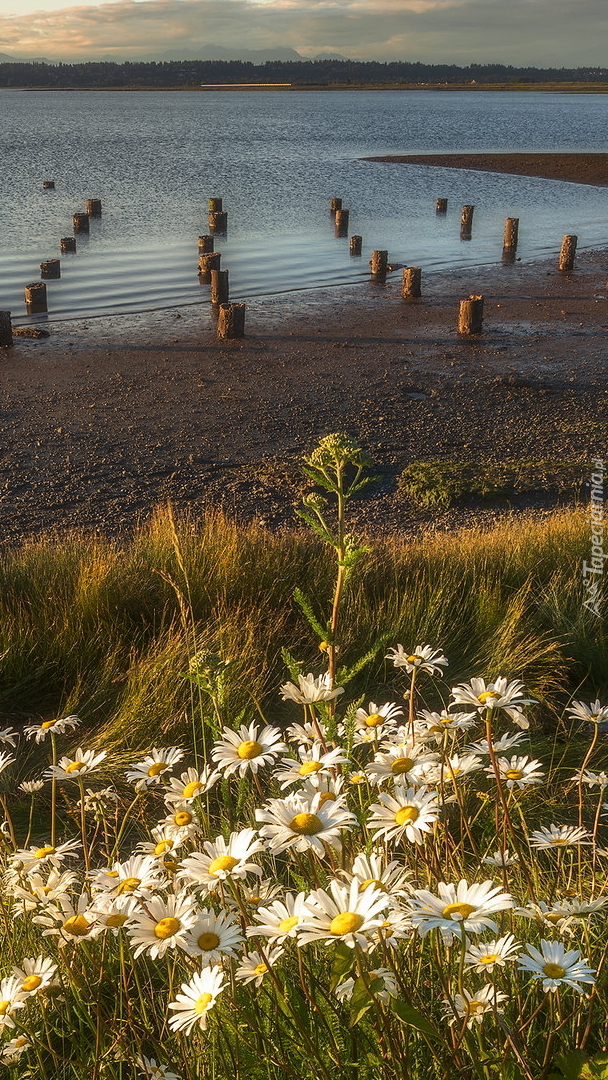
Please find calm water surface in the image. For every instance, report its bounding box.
[1,90,607,321]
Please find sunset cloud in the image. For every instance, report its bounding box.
[0,0,605,65]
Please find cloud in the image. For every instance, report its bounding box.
[0,0,606,64]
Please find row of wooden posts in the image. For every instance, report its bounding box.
[22,188,103,315]
[198,198,246,339]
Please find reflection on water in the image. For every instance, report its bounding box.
[1,89,607,322]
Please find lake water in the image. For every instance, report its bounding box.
[1,89,607,322]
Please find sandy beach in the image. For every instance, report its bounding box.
[2,154,607,546]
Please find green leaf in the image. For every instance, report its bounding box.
[550,1051,592,1079]
[501,1062,526,1080]
[349,976,384,1027]
[330,943,354,990]
[293,588,329,642]
[280,647,302,681]
[391,998,443,1042]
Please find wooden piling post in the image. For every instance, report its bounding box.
[217,303,245,339]
[85,198,102,217]
[436,198,448,214]
[460,205,474,238]
[334,209,349,237]
[209,198,223,213]
[73,212,90,233]
[209,211,228,234]
[402,267,422,299]
[502,217,519,261]
[198,235,214,252]
[42,180,55,190]
[210,268,229,305]
[40,259,61,279]
[60,237,77,253]
[330,197,342,215]
[0,311,12,347]
[24,282,48,313]
[458,295,484,334]
[370,250,388,278]
[558,234,578,272]
[198,252,221,282]
[349,235,362,256]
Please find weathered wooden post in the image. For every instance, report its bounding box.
[349,235,362,256]
[198,252,221,282]
[502,217,519,261]
[40,259,61,279]
[217,303,245,339]
[24,282,48,313]
[334,209,349,237]
[73,212,90,233]
[209,198,223,212]
[460,205,474,238]
[0,311,12,347]
[42,180,55,190]
[436,198,448,214]
[85,198,102,217]
[60,237,77,253]
[330,197,342,215]
[558,234,578,272]
[210,268,229,305]
[198,235,214,252]
[370,250,388,278]
[402,267,422,299]
[458,295,484,334]
[209,211,228,234]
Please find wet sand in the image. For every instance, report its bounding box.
[363,153,608,188]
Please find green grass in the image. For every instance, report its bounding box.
[397,460,583,510]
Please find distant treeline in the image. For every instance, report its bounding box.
[1,59,608,88]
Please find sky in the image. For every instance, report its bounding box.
[0,0,606,66]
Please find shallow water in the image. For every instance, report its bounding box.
[1,89,607,322]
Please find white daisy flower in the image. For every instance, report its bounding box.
[567,699,608,726]
[286,719,331,747]
[442,753,484,782]
[0,727,17,747]
[367,787,441,845]
[24,714,81,743]
[365,744,438,787]
[168,965,225,1033]
[10,867,79,915]
[490,755,545,789]
[45,748,107,780]
[407,880,513,940]
[571,770,608,789]
[34,892,104,947]
[163,765,219,806]
[89,854,167,902]
[78,787,119,816]
[1,1033,37,1064]
[482,848,519,868]
[464,934,520,973]
[529,825,591,849]
[126,893,198,959]
[280,673,344,705]
[298,879,387,950]
[10,838,81,875]
[156,807,202,843]
[348,851,412,899]
[514,898,607,934]
[125,747,185,789]
[275,744,349,789]
[224,878,283,914]
[12,956,58,997]
[385,644,448,676]
[18,779,46,794]
[417,709,478,739]
[211,722,286,777]
[355,702,403,731]
[235,947,284,986]
[178,828,264,890]
[299,774,346,806]
[336,966,398,1004]
[136,1054,182,1080]
[466,732,527,755]
[518,940,595,993]
[374,908,414,948]
[450,677,535,727]
[180,909,244,964]
[255,791,356,856]
[246,891,309,943]
[0,976,27,1032]
[0,750,15,775]
[91,893,139,932]
[443,984,507,1028]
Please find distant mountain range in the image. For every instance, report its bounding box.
[0,47,349,65]
[0,51,51,63]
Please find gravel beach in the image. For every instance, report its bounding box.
[2,154,607,547]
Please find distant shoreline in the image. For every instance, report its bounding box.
[6,82,608,93]
[363,152,608,188]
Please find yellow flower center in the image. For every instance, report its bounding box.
[391,756,415,775]
[65,761,86,773]
[208,855,239,876]
[34,846,56,859]
[174,811,193,827]
[442,902,476,920]
[253,962,268,976]
[406,655,421,664]
[394,806,420,826]
[21,975,42,992]
[365,713,384,728]
[439,715,455,724]
[237,740,263,760]
[154,840,174,855]
[478,691,500,704]
[316,791,336,806]
[278,916,299,934]
[106,913,128,928]
[182,780,204,799]
[154,917,181,940]
[106,870,119,877]
[350,774,366,784]
[63,915,92,936]
[163,859,179,873]
[546,912,563,924]
[467,1000,484,1013]
[359,878,386,892]
[0,1001,9,1015]
[289,813,323,835]
[543,962,566,979]
[505,770,523,780]
[198,932,221,951]
[116,877,141,894]
[195,992,214,1014]
[550,838,569,846]
[299,760,323,776]
[479,954,499,965]
[330,912,364,936]
[41,719,58,730]
[147,762,167,777]
[14,1037,28,1047]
